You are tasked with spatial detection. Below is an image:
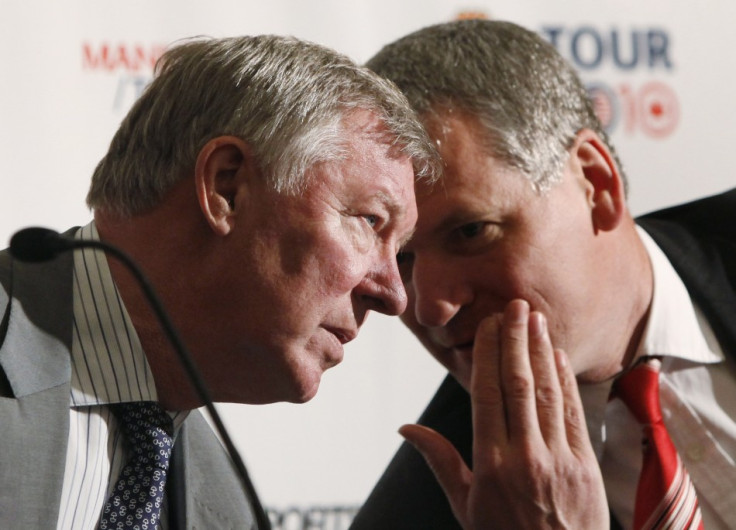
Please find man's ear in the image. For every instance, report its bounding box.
[572,129,626,233]
[194,136,255,236]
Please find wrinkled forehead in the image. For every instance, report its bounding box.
[342,108,416,160]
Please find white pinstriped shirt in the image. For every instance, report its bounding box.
[56,222,187,530]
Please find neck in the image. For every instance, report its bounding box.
[93,184,211,410]
[577,220,654,383]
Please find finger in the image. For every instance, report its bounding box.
[554,348,594,456]
[500,300,541,443]
[470,313,507,448]
[399,424,472,523]
[528,311,566,447]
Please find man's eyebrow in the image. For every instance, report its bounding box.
[371,190,416,247]
[375,190,402,213]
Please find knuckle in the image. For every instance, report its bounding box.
[474,383,503,408]
[564,402,582,423]
[506,373,533,399]
[524,451,552,475]
[504,329,527,348]
[534,383,558,407]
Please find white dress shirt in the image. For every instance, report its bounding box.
[56,222,187,530]
[579,226,736,529]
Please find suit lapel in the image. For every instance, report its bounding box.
[177,410,260,529]
[167,432,188,529]
[0,250,75,527]
[0,251,74,397]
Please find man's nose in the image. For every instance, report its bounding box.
[353,251,408,316]
[410,254,469,327]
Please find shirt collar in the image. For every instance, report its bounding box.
[582,225,723,458]
[634,225,723,365]
[70,221,159,406]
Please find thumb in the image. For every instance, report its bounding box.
[399,424,472,524]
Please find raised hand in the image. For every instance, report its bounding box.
[399,299,608,529]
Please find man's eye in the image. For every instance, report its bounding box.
[458,222,485,238]
[363,215,379,228]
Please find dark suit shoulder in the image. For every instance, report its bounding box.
[638,188,736,357]
[639,187,736,239]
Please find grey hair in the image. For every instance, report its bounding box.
[366,19,626,194]
[87,34,440,216]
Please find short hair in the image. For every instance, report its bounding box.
[366,19,626,193]
[87,35,440,216]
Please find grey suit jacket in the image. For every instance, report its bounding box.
[0,246,261,529]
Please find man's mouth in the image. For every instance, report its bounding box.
[450,342,475,358]
[324,326,357,345]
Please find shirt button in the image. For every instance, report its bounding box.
[685,443,706,462]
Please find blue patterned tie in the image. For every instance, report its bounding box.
[98,402,174,530]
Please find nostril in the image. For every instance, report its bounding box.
[357,283,406,316]
[414,297,462,328]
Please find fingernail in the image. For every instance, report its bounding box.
[507,299,529,324]
[529,311,546,337]
[555,349,568,368]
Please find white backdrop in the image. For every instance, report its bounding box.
[2,1,735,527]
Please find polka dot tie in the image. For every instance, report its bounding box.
[98,402,174,530]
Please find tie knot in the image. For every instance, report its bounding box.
[100,402,174,529]
[613,357,663,426]
[111,401,174,466]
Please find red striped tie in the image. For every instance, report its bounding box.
[614,358,704,530]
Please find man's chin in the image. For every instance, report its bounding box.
[286,368,324,404]
[288,386,320,404]
[218,366,324,405]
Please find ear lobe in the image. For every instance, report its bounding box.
[194,136,254,236]
[573,129,626,233]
